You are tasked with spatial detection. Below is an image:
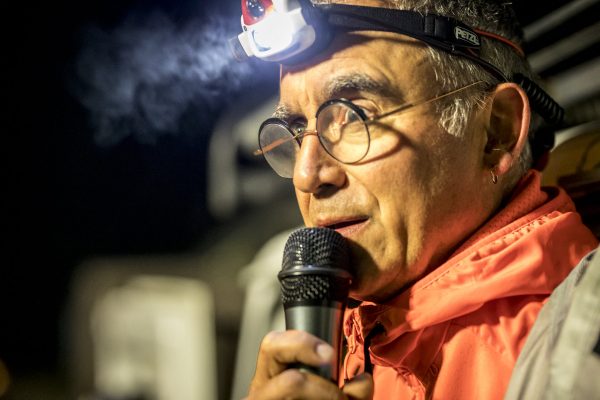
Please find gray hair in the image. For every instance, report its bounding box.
[313,0,539,191]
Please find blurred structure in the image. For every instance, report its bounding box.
[230,229,292,400]
[67,80,302,400]
[543,121,600,237]
[89,276,216,399]
[208,92,288,220]
[532,0,600,237]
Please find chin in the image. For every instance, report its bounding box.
[348,276,388,303]
[346,269,373,301]
[349,264,415,303]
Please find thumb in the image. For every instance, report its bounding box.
[342,373,373,400]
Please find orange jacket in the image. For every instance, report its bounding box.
[342,171,598,399]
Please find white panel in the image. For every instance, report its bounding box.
[91,276,217,400]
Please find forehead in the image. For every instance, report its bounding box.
[278,31,434,109]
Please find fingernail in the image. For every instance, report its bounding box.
[316,343,333,362]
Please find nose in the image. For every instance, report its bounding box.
[292,130,346,195]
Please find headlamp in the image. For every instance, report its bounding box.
[232,1,513,79]
[231,0,565,162]
[233,0,325,62]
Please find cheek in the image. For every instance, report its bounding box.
[294,189,311,225]
[367,119,455,245]
[355,163,414,258]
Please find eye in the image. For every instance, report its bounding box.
[335,104,368,126]
[350,102,376,119]
[344,107,363,123]
[289,119,307,136]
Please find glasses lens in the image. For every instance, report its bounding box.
[259,123,299,178]
[317,103,369,164]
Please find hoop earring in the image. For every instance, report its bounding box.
[490,169,498,184]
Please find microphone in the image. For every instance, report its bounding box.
[278,227,353,382]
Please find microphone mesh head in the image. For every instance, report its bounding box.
[279,227,351,306]
[282,227,349,271]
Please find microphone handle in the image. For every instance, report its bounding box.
[285,303,345,382]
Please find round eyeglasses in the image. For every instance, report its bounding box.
[255,81,485,178]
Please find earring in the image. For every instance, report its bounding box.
[490,169,498,184]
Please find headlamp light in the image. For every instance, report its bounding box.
[251,13,295,51]
[233,0,322,62]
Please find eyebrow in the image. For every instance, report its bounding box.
[273,73,398,120]
[272,103,292,120]
[322,73,396,100]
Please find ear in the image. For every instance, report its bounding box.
[483,82,531,176]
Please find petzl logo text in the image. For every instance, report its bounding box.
[454,26,480,46]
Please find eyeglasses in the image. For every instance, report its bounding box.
[255,81,485,178]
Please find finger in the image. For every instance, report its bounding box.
[255,330,334,381]
[342,373,374,400]
[249,369,346,400]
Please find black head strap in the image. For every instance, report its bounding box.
[321,4,510,82]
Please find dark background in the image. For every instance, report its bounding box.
[7,0,279,396]
[5,0,599,398]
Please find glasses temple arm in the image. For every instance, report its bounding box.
[367,80,485,123]
[254,130,311,156]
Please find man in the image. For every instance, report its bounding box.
[235,0,599,398]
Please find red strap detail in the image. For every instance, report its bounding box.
[474,29,525,58]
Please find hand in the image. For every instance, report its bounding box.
[245,330,373,400]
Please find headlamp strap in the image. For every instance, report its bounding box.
[321,4,512,82]
[323,5,481,51]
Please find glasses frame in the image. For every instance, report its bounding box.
[256,80,486,177]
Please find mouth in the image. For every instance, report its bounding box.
[320,217,369,237]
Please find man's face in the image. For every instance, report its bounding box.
[278,31,493,302]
